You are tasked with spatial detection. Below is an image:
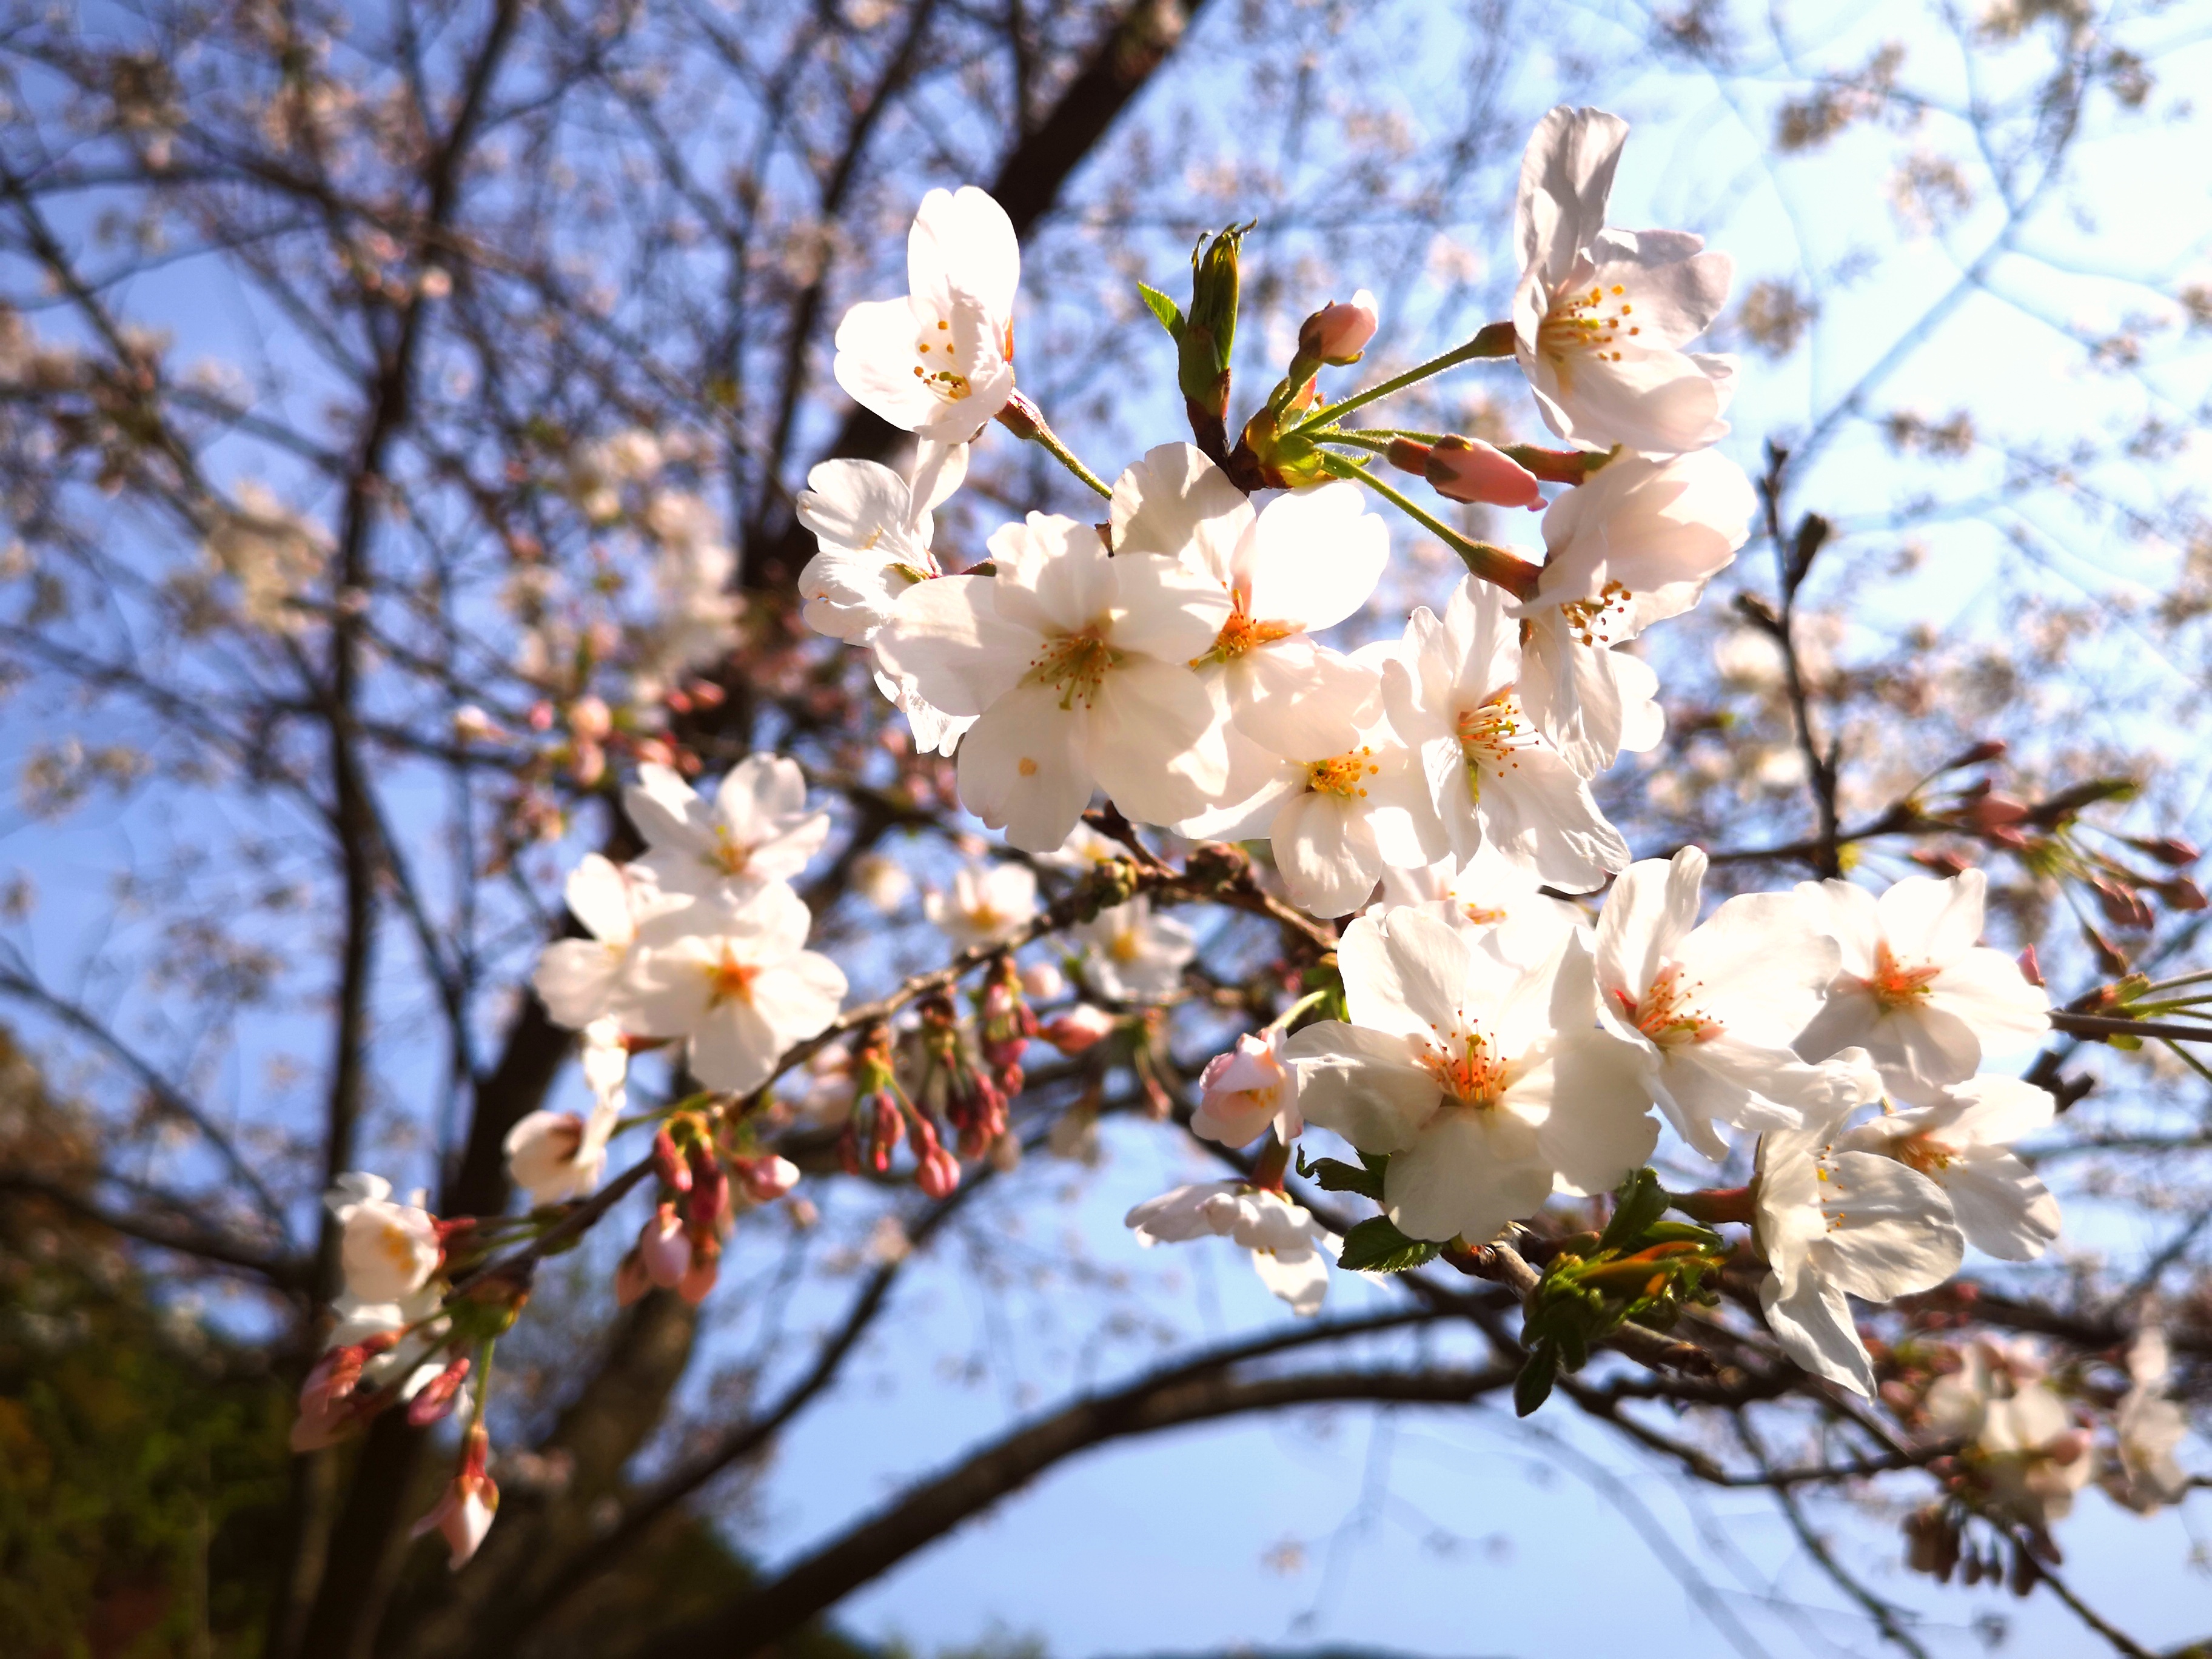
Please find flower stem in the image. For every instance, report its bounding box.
[1290,321,1515,437]
[997,389,1112,500]
[1266,987,1332,1033]
[1316,452,1541,600]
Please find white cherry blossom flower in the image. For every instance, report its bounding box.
[1192,1025,1302,1147]
[1837,1074,2060,1261]
[614,882,847,1093]
[2109,1327,2193,1513]
[1076,894,1195,1002]
[1125,1180,1338,1316]
[1111,445,1387,760]
[1752,1098,1964,1395]
[1039,822,1126,876]
[874,512,1230,850]
[1382,575,1629,890]
[1593,845,1858,1159]
[1286,909,1655,1244]
[923,860,1037,950]
[1373,846,1587,968]
[1515,449,1754,777]
[625,757,831,899]
[795,443,968,643]
[1927,1343,2091,1529]
[326,1173,441,1305]
[532,853,668,1029]
[1513,105,1737,456]
[1793,870,2050,1090]
[833,186,1019,442]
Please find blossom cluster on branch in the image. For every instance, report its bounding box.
[290,105,2199,1589]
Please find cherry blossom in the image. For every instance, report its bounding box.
[614,882,847,1093]
[923,860,1037,950]
[1793,870,2051,1090]
[874,511,1229,850]
[1287,908,1654,1244]
[1191,1025,1302,1148]
[1837,1074,2060,1261]
[2108,1327,2193,1512]
[1753,1099,1965,1395]
[1300,289,1379,363]
[412,1424,499,1570]
[1515,449,1754,777]
[1593,846,1858,1158]
[1382,575,1629,890]
[1926,1342,2091,1529]
[1373,846,1587,968]
[327,1173,441,1304]
[1124,1180,1337,1316]
[625,757,831,899]
[1076,894,1196,1002]
[531,854,668,1029]
[1512,105,1736,456]
[1111,446,1387,761]
[795,443,968,643]
[833,186,1019,442]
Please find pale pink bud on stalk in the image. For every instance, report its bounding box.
[1141,1071,1174,1121]
[1943,737,2009,770]
[911,1116,962,1198]
[566,695,612,742]
[640,1203,691,1288]
[686,1155,731,1233]
[1909,848,1970,877]
[653,1125,692,1192]
[292,1333,395,1452]
[634,737,674,768]
[2017,943,2045,987]
[2127,834,2200,868]
[1020,960,1065,1000]
[452,705,500,743]
[2092,875,2153,933]
[733,1153,800,1203]
[2157,876,2208,912]
[528,700,554,732]
[406,1356,473,1428]
[1962,792,2031,839]
[1040,1005,1115,1054]
[1298,289,1379,365]
[689,680,726,710]
[1388,435,1543,510]
[412,1423,499,1570]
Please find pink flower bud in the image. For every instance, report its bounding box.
[452,705,500,743]
[1041,1005,1116,1054]
[1020,960,1065,1000]
[569,737,606,789]
[733,1154,800,1204]
[406,1356,473,1427]
[686,1160,730,1232]
[916,1144,962,1199]
[677,1233,720,1305]
[653,1125,692,1192]
[527,700,554,733]
[640,1204,691,1288]
[614,1248,651,1307]
[2127,835,2200,868]
[1421,435,1543,510]
[292,1344,371,1452]
[1298,290,1378,364]
[2159,876,2208,912]
[1963,792,2031,833]
[2016,943,2044,987]
[412,1424,498,1570]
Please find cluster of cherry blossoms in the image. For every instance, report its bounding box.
[288,103,2199,1579]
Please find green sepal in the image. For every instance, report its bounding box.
[1513,1341,1559,1417]
[1336,1214,1441,1273]
[1137,281,1185,341]
[1598,1167,1669,1253]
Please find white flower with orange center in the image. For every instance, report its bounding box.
[1124,1180,1338,1316]
[1286,908,1654,1244]
[1793,869,2051,1091]
[1074,893,1195,1003]
[531,853,682,1029]
[625,757,832,902]
[614,882,847,1093]
[923,860,1037,951]
[833,186,1019,443]
[1512,105,1737,457]
[1382,575,1627,891]
[326,1172,442,1304]
[1593,846,1863,1159]
[874,511,1230,851]
[1373,846,1589,968]
[1752,1093,1963,1396]
[1513,448,1754,777]
[1110,444,1387,765]
[1836,1073,2060,1261]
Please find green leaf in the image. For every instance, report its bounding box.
[1641,1219,1726,1250]
[1336,1215,1442,1273]
[1513,1342,1559,1417]
[1137,281,1185,341]
[1598,1167,1669,1253]
[1304,1156,1385,1202]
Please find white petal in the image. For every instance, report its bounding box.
[1385,1105,1554,1243]
[1282,1021,1440,1151]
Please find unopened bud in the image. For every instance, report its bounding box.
[614,1248,651,1307]
[1909,848,1972,876]
[733,1154,800,1204]
[1019,959,1065,1000]
[2017,943,2044,987]
[569,737,605,789]
[528,700,554,733]
[406,1356,473,1427]
[1421,435,1543,510]
[1041,1005,1116,1054]
[2091,876,2153,933]
[2127,834,2200,867]
[678,1232,720,1305]
[2080,919,2128,976]
[453,705,500,743]
[2157,876,2208,912]
[653,1125,691,1192]
[1963,792,2030,833]
[640,1204,689,1288]
[1296,290,1378,365]
[1945,737,2009,769]
[566,695,612,742]
[916,1143,962,1199]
